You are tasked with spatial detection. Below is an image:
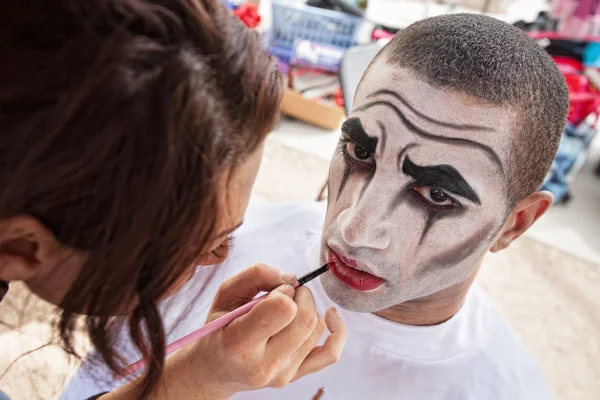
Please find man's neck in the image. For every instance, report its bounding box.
[374,273,477,326]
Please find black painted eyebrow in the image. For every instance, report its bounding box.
[354,100,504,175]
[402,156,481,205]
[368,90,494,132]
[341,117,378,155]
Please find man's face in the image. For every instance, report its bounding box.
[320,62,514,312]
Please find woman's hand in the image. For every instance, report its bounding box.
[105,263,346,400]
[191,263,347,398]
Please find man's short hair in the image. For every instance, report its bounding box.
[376,13,569,206]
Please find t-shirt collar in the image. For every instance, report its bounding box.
[305,228,494,361]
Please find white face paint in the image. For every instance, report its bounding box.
[320,62,515,313]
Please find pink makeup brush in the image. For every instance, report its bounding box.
[115,263,330,379]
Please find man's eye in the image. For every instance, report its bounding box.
[413,186,457,208]
[345,142,371,162]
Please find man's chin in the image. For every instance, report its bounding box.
[320,274,389,313]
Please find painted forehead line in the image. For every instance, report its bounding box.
[367,89,494,132]
[402,156,482,205]
[354,95,505,175]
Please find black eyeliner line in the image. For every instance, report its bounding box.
[355,100,504,174]
[368,89,494,132]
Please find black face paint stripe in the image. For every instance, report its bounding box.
[402,156,481,205]
[419,214,440,245]
[341,117,378,155]
[377,120,387,153]
[336,164,351,202]
[368,90,494,132]
[393,185,467,243]
[396,143,418,171]
[354,101,504,175]
[358,169,375,201]
[428,222,496,268]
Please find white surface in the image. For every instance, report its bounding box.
[62,202,554,400]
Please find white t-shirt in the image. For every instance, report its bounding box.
[61,202,554,400]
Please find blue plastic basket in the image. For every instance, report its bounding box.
[269,0,363,63]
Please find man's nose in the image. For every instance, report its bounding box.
[337,205,392,250]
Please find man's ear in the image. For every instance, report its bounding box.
[490,191,553,253]
[0,215,62,282]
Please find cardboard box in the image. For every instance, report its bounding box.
[280,88,345,131]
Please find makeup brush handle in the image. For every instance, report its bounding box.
[114,293,269,380]
[165,295,269,353]
[163,280,301,355]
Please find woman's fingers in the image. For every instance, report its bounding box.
[266,286,319,359]
[211,263,297,314]
[202,266,345,394]
[269,315,326,388]
[226,285,298,345]
[293,307,347,381]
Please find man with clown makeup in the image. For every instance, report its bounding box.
[65,13,567,400]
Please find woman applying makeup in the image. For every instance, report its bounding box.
[0,1,346,399]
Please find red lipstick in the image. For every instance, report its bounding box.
[328,249,384,291]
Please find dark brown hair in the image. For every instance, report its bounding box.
[380,14,570,207]
[0,0,282,396]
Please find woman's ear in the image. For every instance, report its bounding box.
[490,191,553,253]
[0,215,63,282]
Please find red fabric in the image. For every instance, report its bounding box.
[233,3,261,28]
[552,56,600,124]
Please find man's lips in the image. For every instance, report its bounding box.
[327,249,385,291]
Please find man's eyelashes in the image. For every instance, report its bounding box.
[340,138,375,170]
